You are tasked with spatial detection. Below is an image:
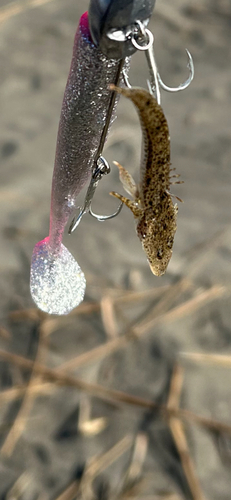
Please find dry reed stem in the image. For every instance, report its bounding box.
[60,282,217,370]
[9,302,99,324]
[100,295,118,338]
[54,480,80,500]
[167,365,206,500]
[0,326,11,340]
[159,285,225,324]
[136,285,225,338]
[0,382,53,403]
[184,229,226,263]
[133,496,183,500]
[58,280,185,371]
[1,349,231,437]
[60,278,191,372]
[0,0,55,24]
[8,286,168,329]
[83,434,133,480]
[123,284,225,343]
[60,335,129,372]
[167,364,184,410]
[39,317,64,338]
[129,279,191,337]
[181,352,231,368]
[168,419,206,500]
[9,308,43,322]
[78,434,133,500]
[139,496,183,500]
[124,432,148,486]
[120,478,147,500]
[114,285,169,304]
[9,280,224,355]
[5,472,31,500]
[185,229,227,281]
[1,324,47,456]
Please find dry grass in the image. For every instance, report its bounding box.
[1,244,231,498]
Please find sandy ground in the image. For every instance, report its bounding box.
[0,0,231,498]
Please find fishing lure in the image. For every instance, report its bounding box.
[30,12,125,315]
[109,85,178,276]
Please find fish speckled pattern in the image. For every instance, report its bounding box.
[110,85,178,276]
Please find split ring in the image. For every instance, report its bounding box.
[131,28,154,51]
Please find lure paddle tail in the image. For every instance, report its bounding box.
[30,238,86,315]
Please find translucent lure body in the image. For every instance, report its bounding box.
[30,12,123,315]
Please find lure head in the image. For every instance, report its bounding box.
[136,198,178,276]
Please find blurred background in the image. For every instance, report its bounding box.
[0,0,231,498]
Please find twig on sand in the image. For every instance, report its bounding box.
[54,435,133,500]
[0,326,11,340]
[100,295,118,339]
[60,283,225,372]
[1,348,231,438]
[167,364,206,500]
[54,480,80,500]
[0,381,53,403]
[181,351,231,368]
[4,472,31,499]
[1,323,48,457]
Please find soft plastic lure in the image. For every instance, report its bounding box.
[30,12,123,315]
[110,85,178,276]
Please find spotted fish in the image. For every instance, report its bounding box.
[110,85,179,276]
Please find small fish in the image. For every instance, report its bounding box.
[109,85,179,276]
[30,13,125,315]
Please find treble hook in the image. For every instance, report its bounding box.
[68,156,123,234]
[128,20,194,104]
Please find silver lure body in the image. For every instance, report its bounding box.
[49,11,123,250]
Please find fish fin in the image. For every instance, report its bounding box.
[113,161,139,198]
[109,191,142,218]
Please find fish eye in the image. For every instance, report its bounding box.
[157,249,163,260]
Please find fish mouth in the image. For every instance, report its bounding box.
[148,260,168,277]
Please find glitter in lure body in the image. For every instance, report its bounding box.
[30,238,86,315]
[30,12,123,314]
[50,11,123,250]
[110,86,178,276]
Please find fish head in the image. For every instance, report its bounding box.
[136,202,178,277]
